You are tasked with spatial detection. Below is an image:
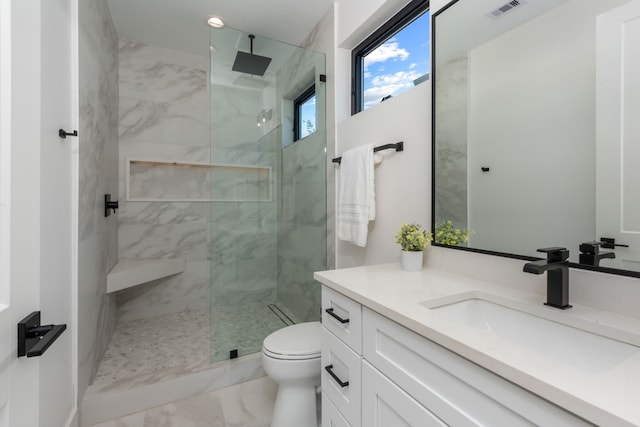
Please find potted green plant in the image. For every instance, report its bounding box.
[395,223,433,271]
[434,220,473,246]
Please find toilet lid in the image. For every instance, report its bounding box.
[263,322,321,359]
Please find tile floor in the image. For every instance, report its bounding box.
[90,376,277,427]
[90,376,321,427]
[94,302,299,388]
[210,302,299,361]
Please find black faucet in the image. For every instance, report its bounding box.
[579,241,615,267]
[523,247,572,309]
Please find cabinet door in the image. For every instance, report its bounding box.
[322,392,351,427]
[362,361,446,427]
[322,287,362,354]
[363,308,593,427]
[322,327,362,427]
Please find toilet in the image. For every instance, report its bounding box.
[262,321,321,427]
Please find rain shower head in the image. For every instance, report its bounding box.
[232,34,272,76]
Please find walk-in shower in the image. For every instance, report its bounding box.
[209,27,326,362]
[88,28,325,403]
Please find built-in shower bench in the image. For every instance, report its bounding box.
[106,258,186,293]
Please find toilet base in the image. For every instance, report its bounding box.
[271,384,318,427]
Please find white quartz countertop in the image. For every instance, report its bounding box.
[314,263,640,427]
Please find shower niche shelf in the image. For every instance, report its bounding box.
[107,258,186,293]
[126,158,272,202]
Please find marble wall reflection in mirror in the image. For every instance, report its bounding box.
[433,0,640,274]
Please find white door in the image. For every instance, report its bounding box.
[0,2,12,424]
[0,1,77,426]
[596,0,640,271]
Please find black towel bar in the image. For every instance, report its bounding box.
[332,141,404,164]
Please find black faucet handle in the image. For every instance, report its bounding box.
[600,237,629,249]
[579,241,602,254]
[536,247,569,262]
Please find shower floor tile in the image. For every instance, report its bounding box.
[211,302,300,361]
[93,308,211,385]
[93,301,300,388]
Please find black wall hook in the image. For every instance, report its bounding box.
[58,129,78,139]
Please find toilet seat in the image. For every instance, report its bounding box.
[262,322,321,360]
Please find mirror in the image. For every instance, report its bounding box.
[432,0,640,276]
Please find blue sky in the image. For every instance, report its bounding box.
[299,95,316,139]
[363,11,431,109]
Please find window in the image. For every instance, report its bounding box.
[294,85,316,141]
[352,0,430,114]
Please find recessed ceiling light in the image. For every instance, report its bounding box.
[206,16,224,28]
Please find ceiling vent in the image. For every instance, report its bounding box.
[488,0,526,18]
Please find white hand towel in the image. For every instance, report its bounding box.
[338,144,377,247]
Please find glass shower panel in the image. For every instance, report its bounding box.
[209,27,326,363]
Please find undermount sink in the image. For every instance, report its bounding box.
[420,293,640,373]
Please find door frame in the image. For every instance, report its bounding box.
[1,1,79,426]
[0,0,13,420]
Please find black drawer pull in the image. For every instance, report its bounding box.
[325,307,349,324]
[325,364,349,387]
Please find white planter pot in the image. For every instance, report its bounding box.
[401,250,423,271]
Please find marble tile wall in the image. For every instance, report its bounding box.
[209,95,279,307]
[272,17,330,322]
[78,0,120,403]
[117,41,212,321]
[115,26,331,331]
[434,55,469,229]
[277,135,327,322]
[302,7,336,271]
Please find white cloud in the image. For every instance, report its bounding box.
[370,70,421,87]
[363,84,405,108]
[363,70,422,109]
[364,39,409,69]
[409,63,417,69]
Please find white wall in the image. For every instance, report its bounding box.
[336,85,431,267]
[336,0,410,47]
[334,0,430,268]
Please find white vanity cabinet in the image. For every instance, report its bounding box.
[322,394,351,427]
[361,360,446,427]
[321,286,594,427]
[363,307,593,426]
[321,287,363,427]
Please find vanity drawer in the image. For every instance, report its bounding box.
[322,286,362,354]
[362,360,446,427]
[362,308,592,427]
[322,392,352,427]
[321,326,361,427]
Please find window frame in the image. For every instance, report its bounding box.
[351,0,430,115]
[293,84,316,141]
